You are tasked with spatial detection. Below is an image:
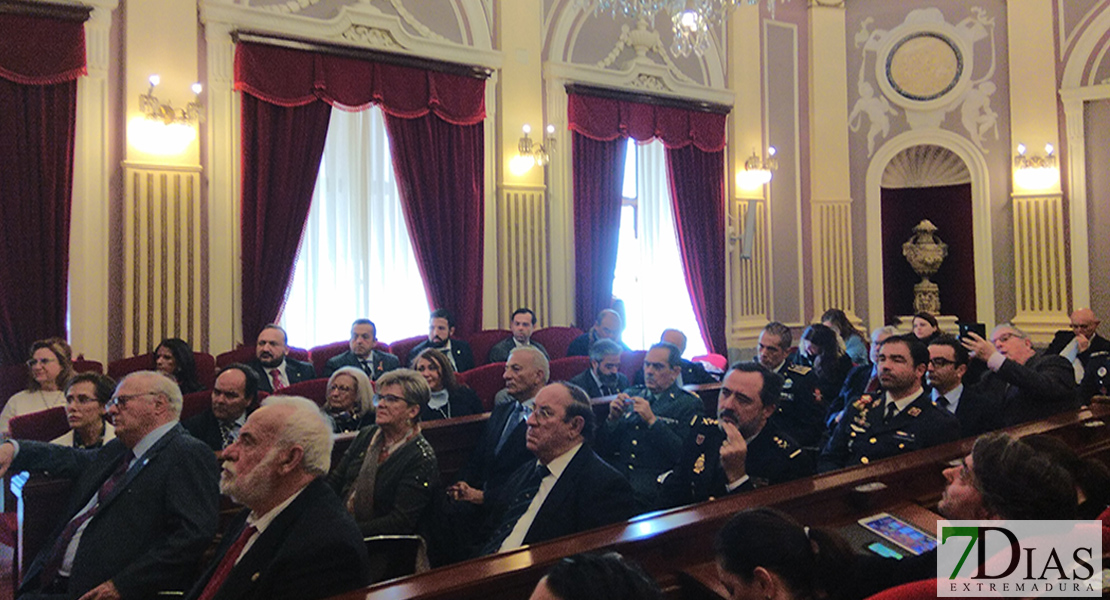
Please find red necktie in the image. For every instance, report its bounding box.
[196,524,258,600]
[270,368,283,391]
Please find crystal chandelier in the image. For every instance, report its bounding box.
[583,0,789,57]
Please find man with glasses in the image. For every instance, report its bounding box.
[0,370,219,600]
[657,362,814,510]
[566,309,631,357]
[1045,308,1110,383]
[962,323,1077,426]
[184,363,260,452]
[598,342,703,510]
[478,382,633,555]
[926,336,1000,437]
[819,335,959,472]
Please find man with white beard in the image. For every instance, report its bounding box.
[185,396,370,600]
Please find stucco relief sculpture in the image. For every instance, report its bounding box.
[850,7,998,151]
[902,220,947,315]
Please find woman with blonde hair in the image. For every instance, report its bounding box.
[324,366,375,433]
[1,337,74,434]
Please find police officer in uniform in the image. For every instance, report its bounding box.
[1078,351,1110,405]
[818,335,959,473]
[599,342,703,511]
[755,322,824,448]
[657,362,814,510]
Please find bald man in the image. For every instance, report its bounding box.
[1046,308,1110,383]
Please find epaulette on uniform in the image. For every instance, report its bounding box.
[787,364,812,376]
[773,435,803,459]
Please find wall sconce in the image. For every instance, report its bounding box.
[510,124,556,176]
[129,75,204,156]
[737,146,777,190]
[1013,142,1059,190]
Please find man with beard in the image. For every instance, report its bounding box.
[926,336,1001,438]
[411,308,475,373]
[184,363,260,452]
[818,335,960,473]
[568,339,628,398]
[322,318,400,380]
[657,362,814,509]
[186,396,370,600]
[250,324,315,393]
[598,342,703,510]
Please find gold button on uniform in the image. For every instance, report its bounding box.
[860,457,870,464]
[869,437,877,444]
[632,440,638,446]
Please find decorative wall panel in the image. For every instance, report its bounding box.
[729,198,768,341]
[496,186,549,327]
[1012,193,1067,328]
[811,200,855,319]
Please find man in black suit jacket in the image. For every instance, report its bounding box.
[963,323,1077,426]
[250,324,316,393]
[184,363,260,452]
[1045,308,1110,382]
[186,396,370,600]
[488,308,549,363]
[0,371,220,599]
[479,382,634,555]
[926,336,1002,438]
[566,309,631,357]
[322,318,401,380]
[411,308,475,373]
[568,339,628,398]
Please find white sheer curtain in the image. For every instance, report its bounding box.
[612,139,708,356]
[281,106,430,347]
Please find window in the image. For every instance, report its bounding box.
[281,106,431,347]
[611,138,708,356]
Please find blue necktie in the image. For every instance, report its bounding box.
[481,463,550,555]
[494,403,526,455]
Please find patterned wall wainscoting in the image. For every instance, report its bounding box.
[497,185,549,327]
[1012,193,1068,340]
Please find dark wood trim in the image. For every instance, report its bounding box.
[232,30,492,80]
[565,83,732,115]
[0,0,91,21]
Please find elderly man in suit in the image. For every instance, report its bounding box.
[566,309,631,357]
[568,339,628,398]
[926,336,1001,438]
[250,324,315,393]
[184,363,260,452]
[488,308,548,363]
[0,371,219,600]
[478,382,634,555]
[411,308,475,373]
[322,318,400,380]
[1045,308,1110,383]
[819,336,960,472]
[186,396,370,600]
[962,323,1078,426]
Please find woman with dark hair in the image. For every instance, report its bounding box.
[1,338,75,434]
[412,348,483,421]
[798,324,853,410]
[154,337,203,393]
[715,507,853,600]
[910,312,941,346]
[529,552,664,600]
[821,308,868,366]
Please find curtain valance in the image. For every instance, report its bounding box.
[567,91,726,152]
[234,42,485,125]
[0,14,86,85]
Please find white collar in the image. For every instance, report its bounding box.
[538,442,583,479]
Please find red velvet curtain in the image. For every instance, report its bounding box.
[568,92,727,351]
[384,113,485,337]
[0,14,86,365]
[571,133,627,327]
[665,145,726,354]
[234,42,486,339]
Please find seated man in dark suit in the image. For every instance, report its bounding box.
[411,308,475,373]
[186,396,370,600]
[488,307,549,363]
[0,371,220,599]
[566,308,631,357]
[1045,308,1110,383]
[658,362,813,510]
[819,335,960,473]
[568,339,628,398]
[962,323,1077,426]
[322,318,400,380]
[478,382,635,555]
[250,324,315,393]
[184,363,260,452]
[926,335,1001,438]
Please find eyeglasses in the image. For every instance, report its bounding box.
[66,393,101,404]
[26,357,57,368]
[107,392,157,409]
[377,394,408,404]
[328,384,355,394]
[928,357,956,368]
